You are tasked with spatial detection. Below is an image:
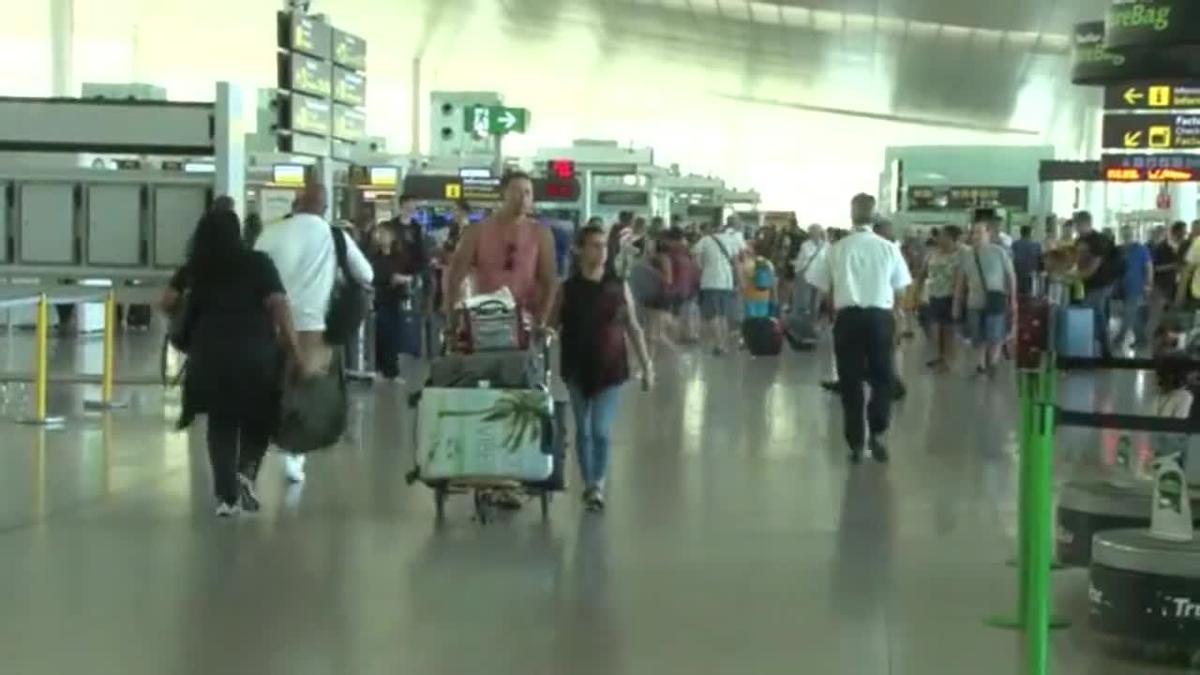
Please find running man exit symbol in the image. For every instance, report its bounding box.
[1124,130,1143,147]
[1149,125,1172,148]
[1149,86,1171,107]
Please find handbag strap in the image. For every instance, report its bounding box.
[972,249,991,293]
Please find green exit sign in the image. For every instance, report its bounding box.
[463,105,530,136]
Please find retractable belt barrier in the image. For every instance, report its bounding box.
[0,288,125,425]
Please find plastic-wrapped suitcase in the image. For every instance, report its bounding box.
[408,341,561,521]
[416,387,554,482]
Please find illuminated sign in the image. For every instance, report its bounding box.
[332,29,367,71]
[596,190,650,207]
[462,177,502,203]
[369,167,398,187]
[907,186,1029,211]
[463,105,530,136]
[333,68,365,106]
[280,52,332,99]
[278,12,331,60]
[534,178,581,202]
[284,93,331,137]
[332,104,365,141]
[1105,0,1200,51]
[1102,113,1200,149]
[547,159,575,180]
[1101,153,1200,182]
[1104,80,1200,110]
[273,164,306,186]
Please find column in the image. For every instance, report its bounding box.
[214,82,247,221]
[49,0,74,96]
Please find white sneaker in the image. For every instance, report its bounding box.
[215,502,241,518]
[284,454,307,484]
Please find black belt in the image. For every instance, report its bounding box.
[836,306,892,314]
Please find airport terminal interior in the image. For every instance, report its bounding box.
[3,0,1200,674]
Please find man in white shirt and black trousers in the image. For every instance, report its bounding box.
[807,194,912,464]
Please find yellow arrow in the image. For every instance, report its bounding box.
[1124,88,1144,105]
[1124,130,1143,147]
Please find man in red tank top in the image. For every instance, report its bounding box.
[444,171,559,328]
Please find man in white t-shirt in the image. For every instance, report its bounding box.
[691,221,746,355]
[255,183,373,483]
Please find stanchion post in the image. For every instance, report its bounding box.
[34,293,48,421]
[84,289,127,411]
[986,371,1036,629]
[102,289,115,404]
[1025,364,1057,675]
[21,293,64,427]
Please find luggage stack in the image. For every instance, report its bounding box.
[407,342,562,523]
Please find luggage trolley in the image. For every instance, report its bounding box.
[406,333,563,524]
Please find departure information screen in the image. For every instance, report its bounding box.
[332,105,366,142]
[333,29,367,71]
[333,68,366,106]
[282,52,332,99]
[289,94,331,137]
[283,13,330,60]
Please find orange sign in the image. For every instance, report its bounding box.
[1105,166,1199,182]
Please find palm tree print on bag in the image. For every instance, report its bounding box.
[425,391,549,466]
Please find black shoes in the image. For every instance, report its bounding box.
[848,447,864,464]
[237,473,261,513]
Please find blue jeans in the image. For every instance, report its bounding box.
[567,383,623,490]
[1115,290,1148,347]
[1082,285,1114,357]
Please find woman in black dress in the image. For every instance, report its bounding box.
[167,210,307,517]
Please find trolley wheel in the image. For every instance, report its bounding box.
[433,486,447,520]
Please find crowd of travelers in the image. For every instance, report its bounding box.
[156,170,1200,515]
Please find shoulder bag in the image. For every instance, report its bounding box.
[325,227,370,346]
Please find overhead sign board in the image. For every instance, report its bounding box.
[332,29,367,71]
[1070,20,1200,85]
[463,105,530,136]
[907,186,1029,211]
[279,52,332,99]
[333,68,366,106]
[1105,0,1200,51]
[1101,153,1200,182]
[1104,80,1200,110]
[332,105,365,142]
[283,93,331,138]
[278,12,331,60]
[596,190,650,207]
[1102,113,1200,149]
[1038,160,1103,182]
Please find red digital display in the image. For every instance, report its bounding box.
[547,159,575,180]
[1105,166,1200,182]
[533,178,580,202]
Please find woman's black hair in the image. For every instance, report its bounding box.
[188,209,247,281]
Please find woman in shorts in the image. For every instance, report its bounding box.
[922,226,963,371]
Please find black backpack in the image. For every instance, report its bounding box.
[325,227,370,346]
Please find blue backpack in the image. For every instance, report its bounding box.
[753,258,775,290]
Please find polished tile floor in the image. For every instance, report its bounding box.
[0,328,1188,674]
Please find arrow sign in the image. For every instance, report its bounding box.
[1123,88,1144,105]
[463,105,530,136]
[1124,130,1143,147]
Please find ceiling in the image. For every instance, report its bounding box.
[432,0,1114,133]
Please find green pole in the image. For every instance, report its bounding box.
[1025,364,1056,675]
[986,371,1036,630]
